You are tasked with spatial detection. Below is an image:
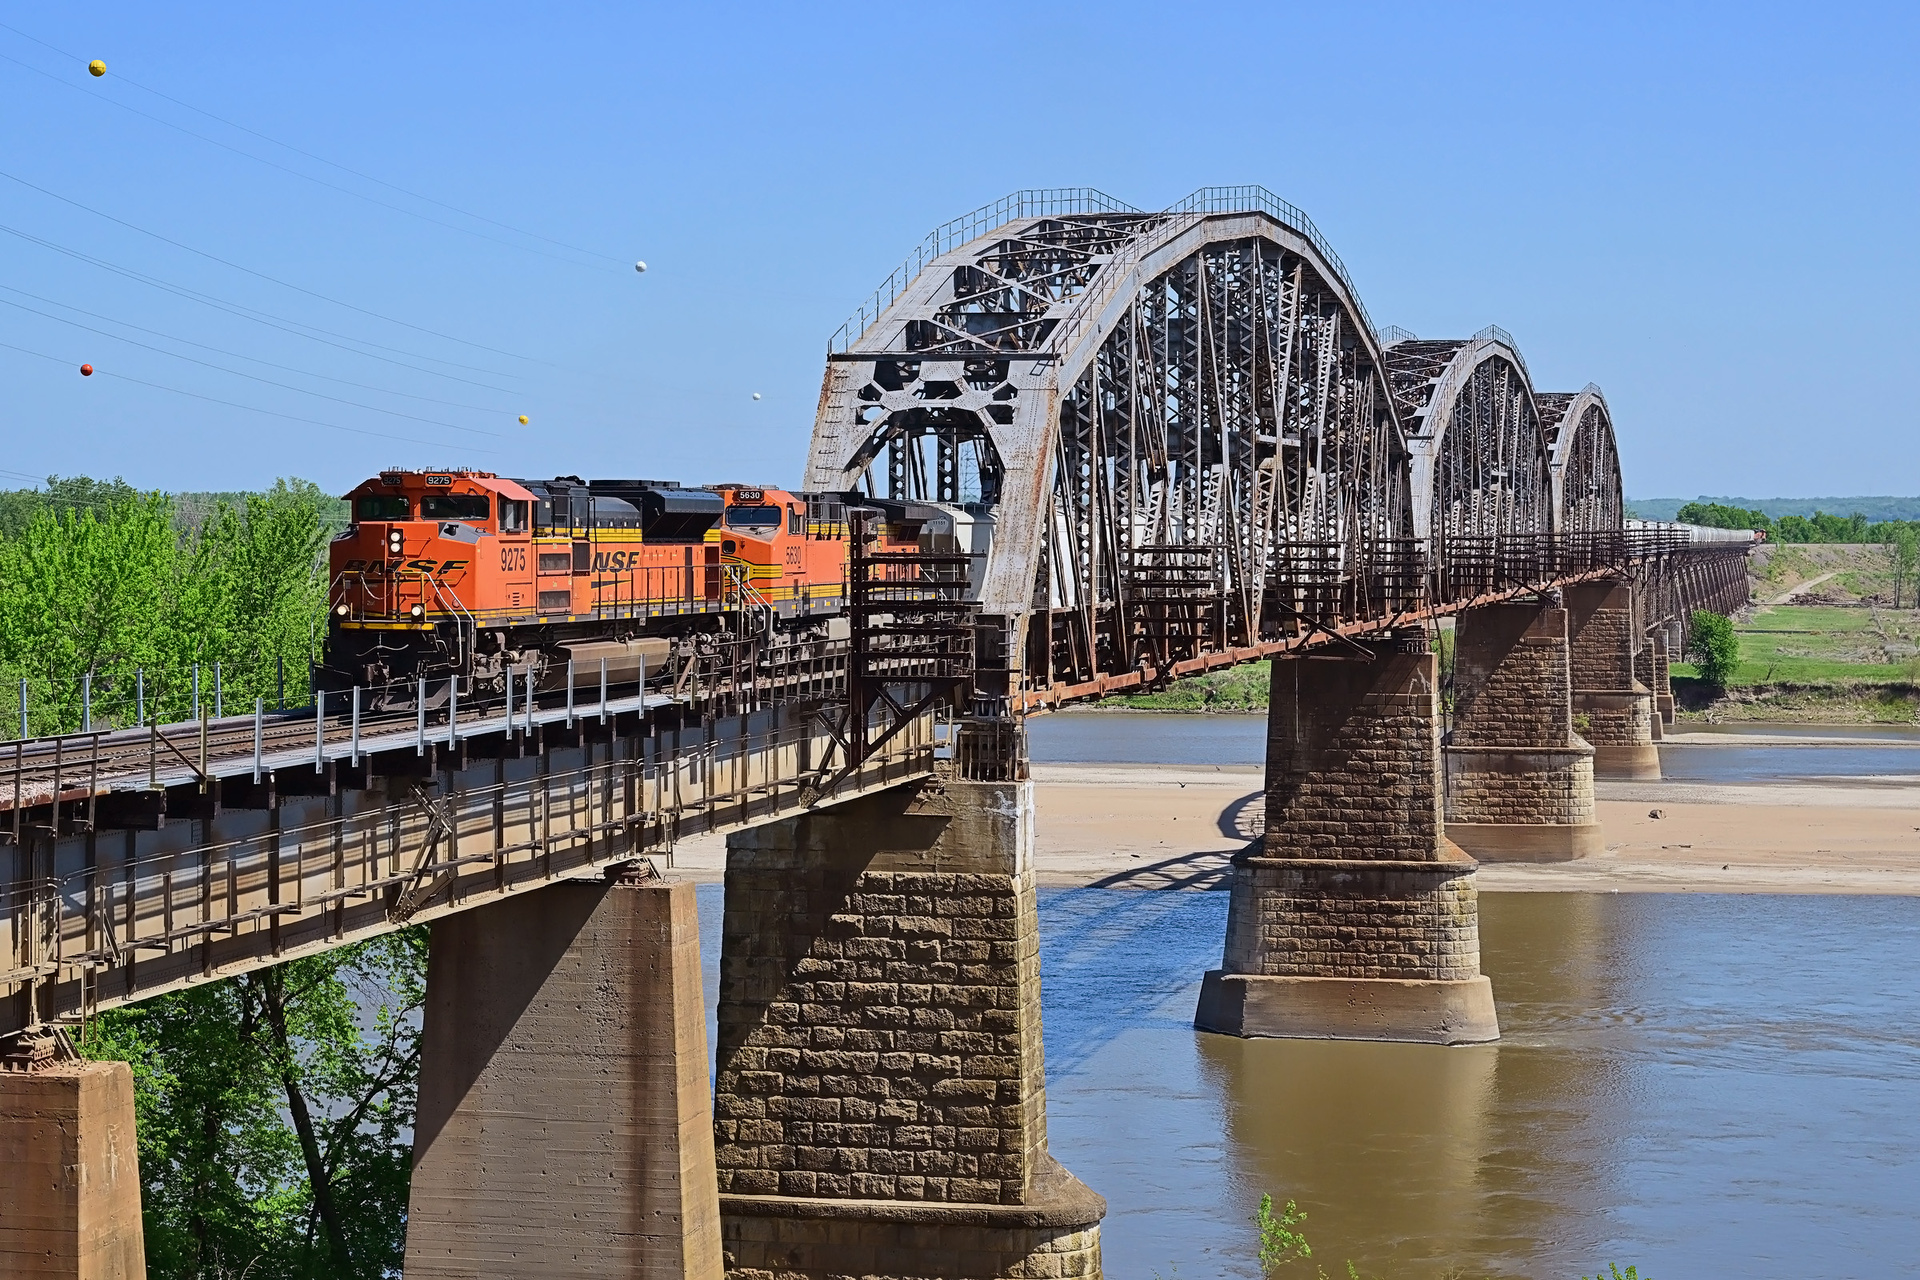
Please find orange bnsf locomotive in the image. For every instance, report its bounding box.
[322,468,971,698]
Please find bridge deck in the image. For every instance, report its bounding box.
[2,697,940,1037]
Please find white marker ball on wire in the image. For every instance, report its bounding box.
[634,260,647,273]
[752,392,762,401]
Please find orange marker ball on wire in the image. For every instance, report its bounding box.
[80,364,93,376]
[88,60,105,77]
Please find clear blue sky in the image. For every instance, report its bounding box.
[2,3,1914,499]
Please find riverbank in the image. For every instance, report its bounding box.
[662,753,1920,894]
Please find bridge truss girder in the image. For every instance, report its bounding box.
[809,194,1413,695]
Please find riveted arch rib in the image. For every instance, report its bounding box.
[807,189,1412,670]
[1538,385,1623,533]
[1382,328,1554,548]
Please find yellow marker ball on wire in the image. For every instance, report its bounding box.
[518,415,529,425]
[88,60,106,77]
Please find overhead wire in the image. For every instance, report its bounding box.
[0,280,516,415]
[0,167,558,367]
[0,294,506,437]
[0,221,519,389]
[0,19,627,268]
[0,337,496,454]
[0,48,617,273]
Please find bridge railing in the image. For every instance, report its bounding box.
[827,188,1145,353]
[2,700,942,1035]
[1162,186,1378,346]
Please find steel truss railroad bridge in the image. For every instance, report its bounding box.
[3,186,1752,1043]
[1,192,1760,1280]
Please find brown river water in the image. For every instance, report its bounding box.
[694,716,1920,1279]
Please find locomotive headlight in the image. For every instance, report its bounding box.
[387,530,404,553]
[335,604,349,617]
[410,604,425,618]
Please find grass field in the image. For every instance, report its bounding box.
[1670,604,1920,685]
[1108,602,1920,723]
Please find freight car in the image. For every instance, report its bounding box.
[319,469,986,701]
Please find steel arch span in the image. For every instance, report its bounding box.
[1537,385,1625,534]
[806,188,1724,704]
[1382,327,1553,552]
[807,188,1416,689]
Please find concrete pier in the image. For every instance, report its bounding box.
[405,871,723,1280]
[715,777,1105,1280]
[1196,636,1500,1045]
[0,1040,146,1280]
[1566,578,1661,779]
[1443,600,1602,861]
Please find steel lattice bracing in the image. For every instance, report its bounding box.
[808,188,1711,704]
[1383,329,1553,550]
[807,189,1411,691]
[1538,386,1625,533]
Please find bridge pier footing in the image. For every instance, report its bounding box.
[715,776,1105,1280]
[404,870,723,1280]
[1443,600,1602,862]
[1196,637,1499,1045]
[0,1039,146,1280]
[1567,579,1662,780]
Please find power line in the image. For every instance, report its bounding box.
[0,337,497,454]
[0,166,557,367]
[0,49,619,273]
[0,280,516,415]
[0,221,519,389]
[0,294,507,437]
[0,19,629,267]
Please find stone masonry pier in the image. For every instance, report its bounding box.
[1196,635,1499,1045]
[1443,599,1602,862]
[715,776,1105,1280]
[1566,578,1661,779]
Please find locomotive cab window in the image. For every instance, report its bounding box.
[724,504,782,531]
[499,499,529,534]
[355,495,410,521]
[420,494,492,523]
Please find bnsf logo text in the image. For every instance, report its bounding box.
[341,558,470,576]
[592,551,650,571]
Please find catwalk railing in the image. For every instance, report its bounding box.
[1018,528,1753,710]
[1,692,946,1038]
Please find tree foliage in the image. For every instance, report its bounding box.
[1676,499,1920,547]
[81,932,426,1280]
[1887,527,1919,609]
[1,475,425,1278]
[0,477,331,734]
[1687,610,1741,687]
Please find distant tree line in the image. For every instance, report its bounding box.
[1675,500,1920,546]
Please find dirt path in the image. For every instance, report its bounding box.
[1769,569,1838,604]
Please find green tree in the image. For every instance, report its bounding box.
[1887,527,1919,608]
[81,932,425,1280]
[1676,501,1771,534]
[0,479,329,734]
[1687,609,1741,687]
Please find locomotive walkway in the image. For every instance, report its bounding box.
[3,187,1757,1280]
